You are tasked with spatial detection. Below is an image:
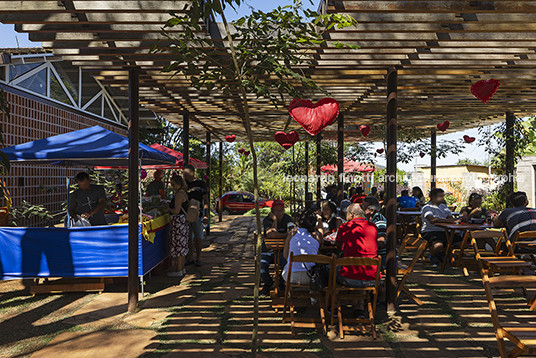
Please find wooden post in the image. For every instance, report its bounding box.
[183,111,189,166]
[385,67,398,313]
[206,131,211,235]
[218,141,223,222]
[337,113,344,204]
[316,133,321,210]
[430,128,437,190]
[127,67,139,313]
[304,141,309,209]
[505,111,515,194]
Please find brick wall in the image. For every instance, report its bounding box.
[0,90,127,226]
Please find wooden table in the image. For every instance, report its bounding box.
[397,211,421,241]
[435,222,491,272]
[264,238,286,296]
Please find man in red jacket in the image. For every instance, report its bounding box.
[336,203,380,287]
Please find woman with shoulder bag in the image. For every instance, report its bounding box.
[166,175,190,277]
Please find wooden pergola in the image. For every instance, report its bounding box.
[0,0,532,311]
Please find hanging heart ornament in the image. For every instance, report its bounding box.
[360,125,371,137]
[463,135,476,143]
[376,148,384,154]
[225,135,236,143]
[437,121,450,132]
[471,79,500,104]
[288,98,340,136]
[274,131,300,150]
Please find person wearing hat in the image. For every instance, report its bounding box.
[261,200,294,296]
[146,169,166,199]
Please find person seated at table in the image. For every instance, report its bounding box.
[68,172,107,226]
[397,190,417,209]
[494,191,536,242]
[460,193,488,223]
[339,199,352,221]
[146,169,166,199]
[412,186,426,208]
[421,188,461,265]
[351,186,367,204]
[370,186,380,200]
[318,200,343,237]
[261,200,294,296]
[281,210,323,285]
[362,196,387,271]
[326,185,338,202]
[349,187,356,201]
[335,204,379,288]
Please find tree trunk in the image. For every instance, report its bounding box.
[217,2,263,356]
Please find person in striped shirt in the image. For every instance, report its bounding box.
[494,191,536,241]
[362,196,387,270]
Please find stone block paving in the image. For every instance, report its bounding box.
[0,216,535,358]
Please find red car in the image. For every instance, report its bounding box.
[216,191,268,215]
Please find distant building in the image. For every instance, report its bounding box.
[0,48,156,225]
[410,164,499,201]
[516,155,536,207]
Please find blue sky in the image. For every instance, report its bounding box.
[0,1,494,171]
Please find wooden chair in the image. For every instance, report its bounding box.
[468,230,532,276]
[510,231,536,266]
[282,253,335,335]
[329,257,381,339]
[473,238,536,357]
[399,216,427,263]
[397,239,428,305]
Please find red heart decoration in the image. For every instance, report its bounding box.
[360,125,371,137]
[463,135,476,144]
[289,98,340,136]
[376,148,384,154]
[471,79,500,104]
[238,148,245,154]
[437,121,450,132]
[244,150,250,157]
[274,130,300,150]
[225,135,236,143]
[419,152,426,158]
[374,153,377,158]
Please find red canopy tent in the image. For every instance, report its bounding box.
[321,158,375,173]
[95,143,208,170]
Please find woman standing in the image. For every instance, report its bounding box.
[166,175,190,277]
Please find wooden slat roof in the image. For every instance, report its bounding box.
[2,0,536,142]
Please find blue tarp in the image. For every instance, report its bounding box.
[0,225,169,279]
[2,125,176,167]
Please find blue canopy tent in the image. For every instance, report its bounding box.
[0,126,176,292]
[2,125,176,167]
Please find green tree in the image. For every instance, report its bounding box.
[456,158,482,166]
[152,1,358,354]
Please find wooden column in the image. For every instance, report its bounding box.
[206,131,211,235]
[127,67,139,313]
[505,111,515,194]
[316,133,322,210]
[218,141,223,222]
[337,113,344,204]
[304,141,309,209]
[385,67,398,313]
[183,112,189,165]
[430,128,437,190]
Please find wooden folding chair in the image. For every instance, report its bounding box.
[510,231,536,266]
[329,257,381,339]
[399,217,427,263]
[473,239,536,357]
[468,230,532,276]
[397,239,428,305]
[282,253,335,335]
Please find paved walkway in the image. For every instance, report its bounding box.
[0,216,534,358]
